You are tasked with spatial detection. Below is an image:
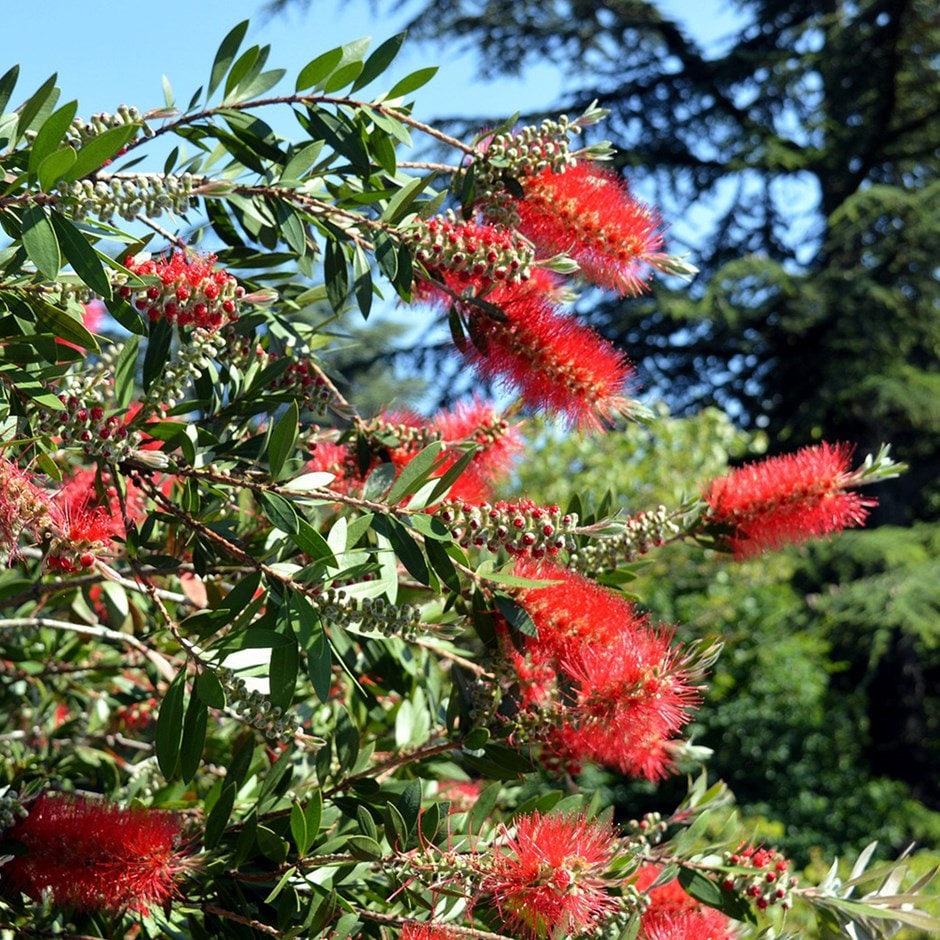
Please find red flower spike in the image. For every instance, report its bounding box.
[514,163,666,296]
[481,811,619,939]
[634,865,737,940]
[4,793,189,914]
[461,271,634,429]
[703,441,876,558]
[559,628,702,781]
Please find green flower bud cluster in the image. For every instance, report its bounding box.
[315,587,424,639]
[144,328,226,411]
[0,785,28,832]
[572,505,682,572]
[218,669,298,743]
[56,173,197,223]
[720,844,797,912]
[66,104,152,146]
[436,499,578,558]
[623,811,668,850]
[34,370,141,462]
[409,212,535,285]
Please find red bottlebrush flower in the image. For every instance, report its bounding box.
[4,792,189,914]
[0,457,55,558]
[634,865,737,940]
[560,628,702,781]
[122,250,243,331]
[481,811,619,939]
[458,270,634,429]
[510,559,635,662]
[512,163,666,296]
[46,495,114,573]
[504,560,703,780]
[429,396,523,501]
[702,442,876,558]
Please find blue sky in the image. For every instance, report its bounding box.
[4,1,744,129]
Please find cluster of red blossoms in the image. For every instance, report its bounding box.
[0,457,115,573]
[120,250,244,330]
[703,441,876,558]
[307,398,522,505]
[502,559,704,780]
[633,865,737,940]
[481,811,620,939]
[3,793,189,913]
[409,120,675,429]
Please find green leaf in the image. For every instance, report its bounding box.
[425,446,478,504]
[180,690,208,783]
[155,669,187,779]
[362,462,397,501]
[322,62,365,94]
[386,440,445,505]
[280,141,323,182]
[268,400,299,480]
[292,518,338,565]
[195,668,226,709]
[204,784,236,849]
[14,73,58,144]
[384,802,408,850]
[494,593,538,637]
[142,317,173,391]
[346,835,383,861]
[295,47,344,92]
[63,124,138,182]
[269,637,299,711]
[28,100,77,175]
[379,174,437,225]
[258,744,295,810]
[304,789,322,844]
[32,297,98,352]
[370,515,429,585]
[21,205,60,278]
[259,489,299,534]
[425,537,461,593]
[209,20,250,100]
[352,33,406,91]
[387,66,439,99]
[48,213,112,299]
[324,239,348,312]
[37,145,77,191]
[0,65,19,116]
[304,623,333,703]
[290,802,309,856]
[113,335,139,409]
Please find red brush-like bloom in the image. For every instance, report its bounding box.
[464,271,634,429]
[4,793,189,914]
[506,561,703,780]
[429,396,523,501]
[481,811,619,939]
[559,628,702,781]
[0,458,55,557]
[514,163,666,296]
[634,865,737,940]
[703,442,875,558]
[511,558,637,662]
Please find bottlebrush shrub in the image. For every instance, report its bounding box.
[0,22,933,940]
